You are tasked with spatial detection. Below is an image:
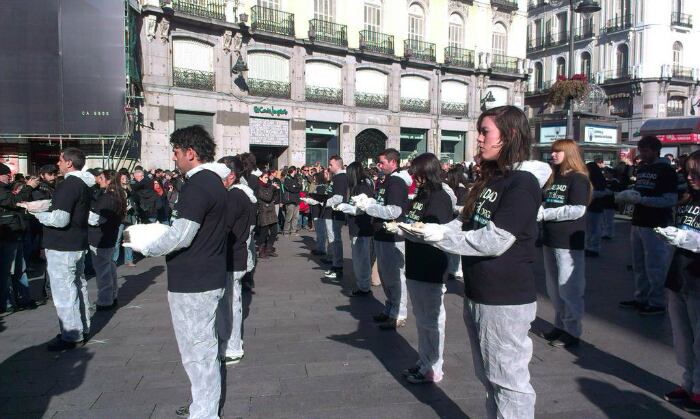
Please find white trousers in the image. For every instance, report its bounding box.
[375,240,407,320]
[543,246,586,337]
[407,279,446,381]
[217,271,245,358]
[90,246,118,306]
[46,249,90,342]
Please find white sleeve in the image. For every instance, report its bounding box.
[34,210,71,228]
[365,203,403,220]
[141,218,201,257]
[676,230,700,253]
[432,218,516,257]
[640,192,678,208]
[326,194,344,207]
[88,211,104,226]
[541,205,587,222]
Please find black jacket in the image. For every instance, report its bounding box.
[132,177,161,219]
[0,181,33,238]
[282,175,302,204]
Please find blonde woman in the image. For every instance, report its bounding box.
[538,139,592,348]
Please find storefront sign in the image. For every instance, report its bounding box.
[584,125,617,144]
[249,117,289,146]
[252,105,289,117]
[539,125,566,143]
[659,133,700,144]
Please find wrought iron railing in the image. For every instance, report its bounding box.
[444,46,475,68]
[305,86,343,104]
[574,22,595,40]
[166,0,226,20]
[603,14,633,34]
[546,30,568,48]
[248,78,291,98]
[527,36,545,52]
[404,39,436,62]
[359,30,394,55]
[525,80,554,96]
[490,54,519,74]
[400,98,430,113]
[667,107,685,117]
[490,0,519,12]
[601,68,631,82]
[251,5,295,37]
[672,12,693,28]
[355,92,388,109]
[527,0,547,11]
[441,101,468,116]
[672,65,694,81]
[308,19,347,47]
[173,67,215,91]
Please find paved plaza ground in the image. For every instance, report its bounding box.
[0,219,695,418]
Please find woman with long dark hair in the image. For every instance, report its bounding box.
[417,106,551,418]
[89,169,127,310]
[538,139,592,348]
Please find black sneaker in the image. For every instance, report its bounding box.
[96,299,118,312]
[542,328,564,341]
[584,250,599,257]
[402,365,421,377]
[222,354,244,366]
[378,318,407,330]
[351,289,372,297]
[175,405,189,418]
[619,300,644,310]
[311,250,326,256]
[47,334,78,352]
[324,269,342,279]
[639,305,665,316]
[549,332,580,348]
[664,387,690,403]
[373,312,390,323]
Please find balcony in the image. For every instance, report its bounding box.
[251,5,295,37]
[444,46,475,68]
[525,80,554,97]
[672,65,694,81]
[574,22,595,40]
[667,107,685,117]
[309,19,347,47]
[491,0,519,13]
[359,30,394,55]
[400,98,431,113]
[546,30,568,48]
[490,54,519,74]
[165,0,226,20]
[672,12,693,28]
[441,101,468,116]
[603,14,633,34]
[404,39,436,62]
[601,68,631,83]
[528,0,547,11]
[305,86,343,104]
[248,78,291,99]
[173,67,214,91]
[355,92,389,109]
[527,36,545,52]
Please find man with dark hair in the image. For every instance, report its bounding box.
[29,147,95,350]
[282,166,302,235]
[617,135,678,316]
[322,155,349,279]
[126,126,228,418]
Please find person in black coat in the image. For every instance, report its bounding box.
[131,169,160,223]
[256,171,279,258]
[282,166,302,235]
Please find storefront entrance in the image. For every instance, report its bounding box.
[250,145,287,170]
[355,129,387,167]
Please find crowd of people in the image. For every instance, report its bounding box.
[3,105,700,418]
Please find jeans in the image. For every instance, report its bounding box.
[464,298,537,419]
[585,211,603,252]
[602,209,616,238]
[631,225,672,307]
[46,249,90,342]
[375,240,408,320]
[283,203,300,234]
[168,288,224,419]
[90,246,118,306]
[0,238,31,311]
[113,223,134,264]
[314,217,327,253]
[217,271,245,359]
[543,246,586,337]
[407,279,447,381]
[668,290,700,394]
[351,236,372,292]
[324,218,344,269]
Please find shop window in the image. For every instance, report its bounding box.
[441,131,465,163]
[305,122,339,166]
[609,97,631,117]
[400,128,427,164]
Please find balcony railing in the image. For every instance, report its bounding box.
[672,12,693,28]
[400,98,430,113]
[546,30,569,48]
[359,30,394,55]
[527,37,544,52]
[251,5,295,37]
[173,67,215,91]
[441,101,468,116]
[166,0,226,20]
[525,80,554,96]
[491,0,519,12]
[667,107,685,117]
[603,14,633,34]
[404,39,436,62]
[672,65,694,81]
[309,19,347,47]
[444,46,475,68]
[601,68,631,82]
[355,92,388,109]
[528,0,547,11]
[490,54,519,74]
[574,22,595,40]
[305,86,343,104]
[248,78,291,99]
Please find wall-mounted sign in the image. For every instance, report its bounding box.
[584,125,618,144]
[659,133,700,144]
[249,117,289,146]
[252,105,289,117]
[539,125,566,143]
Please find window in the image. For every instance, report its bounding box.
[556,12,567,41]
[401,76,429,100]
[364,1,381,32]
[673,41,683,67]
[616,44,629,76]
[173,39,213,72]
[492,23,507,55]
[314,0,335,21]
[534,62,543,89]
[408,3,425,41]
[248,52,289,82]
[356,69,387,95]
[448,13,464,48]
[305,61,341,88]
[668,97,685,117]
[556,57,566,77]
[580,52,591,79]
[258,0,280,9]
[441,80,468,103]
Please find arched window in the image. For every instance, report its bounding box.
[556,57,566,77]
[441,80,468,115]
[248,52,289,82]
[673,41,683,67]
[580,52,591,80]
[534,62,543,89]
[492,23,507,56]
[408,3,425,41]
[356,69,388,108]
[305,62,342,104]
[448,13,464,49]
[616,44,629,77]
[258,0,280,9]
[401,75,429,99]
[172,39,214,90]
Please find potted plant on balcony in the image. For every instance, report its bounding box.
[547,74,590,106]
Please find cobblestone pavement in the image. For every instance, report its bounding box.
[0,220,694,418]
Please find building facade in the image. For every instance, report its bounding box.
[525,0,700,161]
[137,0,528,170]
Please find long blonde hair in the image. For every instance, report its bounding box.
[546,139,592,202]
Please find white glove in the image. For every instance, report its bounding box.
[655,226,687,246]
[383,221,399,234]
[355,197,376,212]
[536,206,545,222]
[350,193,369,206]
[121,223,170,255]
[17,199,51,213]
[615,190,641,205]
[421,223,448,242]
[335,203,360,215]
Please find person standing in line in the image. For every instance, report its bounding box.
[238,153,258,292]
[282,166,302,236]
[584,161,608,257]
[418,106,552,419]
[125,126,228,419]
[538,139,592,348]
[336,162,375,295]
[308,171,328,257]
[617,135,678,316]
[88,170,127,311]
[255,171,280,259]
[29,148,94,351]
[114,171,136,267]
[131,169,161,223]
[322,156,349,280]
[396,153,454,384]
[357,148,412,329]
